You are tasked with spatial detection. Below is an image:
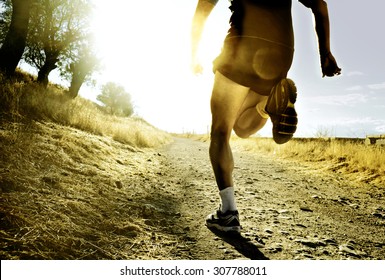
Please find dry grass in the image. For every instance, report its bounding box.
[0,71,172,149]
[0,121,177,259]
[234,137,385,186]
[23,92,172,148]
[0,72,176,259]
[185,134,385,186]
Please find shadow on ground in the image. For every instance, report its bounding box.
[208,228,269,260]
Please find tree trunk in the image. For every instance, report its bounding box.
[0,0,31,76]
[37,56,58,87]
[67,65,88,99]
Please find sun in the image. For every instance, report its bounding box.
[91,0,229,79]
[90,0,229,133]
[92,1,190,82]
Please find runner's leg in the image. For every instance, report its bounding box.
[210,71,249,192]
[207,72,262,231]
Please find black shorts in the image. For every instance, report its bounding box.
[213,35,294,96]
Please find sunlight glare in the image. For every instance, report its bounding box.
[91,0,229,133]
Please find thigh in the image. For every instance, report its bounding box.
[210,71,250,132]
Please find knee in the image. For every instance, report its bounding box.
[210,125,232,142]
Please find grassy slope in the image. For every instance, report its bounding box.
[0,121,174,259]
[0,72,173,259]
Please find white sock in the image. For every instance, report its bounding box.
[256,98,269,119]
[219,187,237,212]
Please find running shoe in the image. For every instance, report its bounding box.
[206,208,241,233]
[265,78,298,144]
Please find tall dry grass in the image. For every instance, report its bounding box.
[233,136,385,185]
[0,72,172,148]
[186,133,385,186]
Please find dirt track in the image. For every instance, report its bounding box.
[141,137,385,260]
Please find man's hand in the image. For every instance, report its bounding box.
[321,52,341,77]
[191,62,204,75]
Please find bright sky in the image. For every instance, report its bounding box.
[85,0,385,138]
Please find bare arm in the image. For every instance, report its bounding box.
[299,0,341,77]
[191,0,218,74]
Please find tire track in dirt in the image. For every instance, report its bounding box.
[148,137,385,260]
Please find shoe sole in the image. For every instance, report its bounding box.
[266,78,297,116]
[206,222,241,233]
[266,79,298,144]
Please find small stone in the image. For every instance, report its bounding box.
[268,243,283,253]
[254,236,265,245]
[339,244,367,258]
[322,250,331,256]
[339,245,359,256]
[349,203,359,209]
[268,208,279,214]
[302,254,315,259]
[372,212,385,219]
[324,238,338,246]
[278,216,291,220]
[300,206,313,212]
[295,239,325,248]
[296,223,307,228]
[115,181,123,189]
[346,240,357,246]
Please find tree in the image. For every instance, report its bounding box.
[0,0,12,42]
[64,36,100,99]
[24,0,92,86]
[66,47,99,99]
[58,34,100,99]
[0,0,32,76]
[97,82,134,117]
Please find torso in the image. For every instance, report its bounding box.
[214,0,295,94]
[228,0,294,49]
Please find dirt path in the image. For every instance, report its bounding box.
[138,137,385,260]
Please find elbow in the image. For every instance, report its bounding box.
[313,0,328,15]
[301,0,328,12]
